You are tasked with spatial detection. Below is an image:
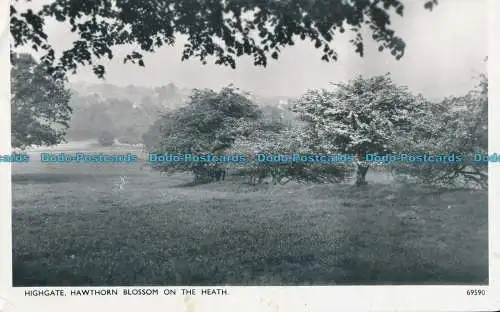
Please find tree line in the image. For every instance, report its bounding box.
[11,0,487,189]
[142,73,487,188]
[10,51,487,188]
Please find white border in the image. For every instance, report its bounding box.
[1,1,499,311]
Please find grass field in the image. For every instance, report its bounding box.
[11,146,488,286]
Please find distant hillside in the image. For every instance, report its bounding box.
[70,82,191,110]
[66,82,297,144]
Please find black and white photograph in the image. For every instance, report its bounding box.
[3,0,497,307]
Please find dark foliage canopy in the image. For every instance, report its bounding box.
[11,52,72,148]
[11,0,438,79]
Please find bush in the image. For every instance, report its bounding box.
[389,74,487,189]
[227,121,352,185]
[98,131,115,146]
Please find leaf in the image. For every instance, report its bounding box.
[424,0,438,11]
[396,5,404,16]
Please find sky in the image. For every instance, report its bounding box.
[18,0,488,99]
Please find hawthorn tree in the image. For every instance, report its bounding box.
[11,0,438,79]
[11,52,72,149]
[391,74,488,188]
[228,119,293,185]
[144,86,263,183]
[292,74,422,186]
[229,119,350,185]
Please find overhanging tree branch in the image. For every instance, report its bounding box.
[11,0,439,79]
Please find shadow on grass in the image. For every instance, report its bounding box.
[12,251,488,286]
[13,261,95,286]
[12,171,147,185]
[12,173,100,184]
[331,253,488,285]
[172,181,215,188]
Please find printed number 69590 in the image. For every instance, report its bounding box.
[466,289,486,296]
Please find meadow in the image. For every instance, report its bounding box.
[11,145,488,286]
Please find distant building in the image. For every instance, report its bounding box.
[278,99,289,107]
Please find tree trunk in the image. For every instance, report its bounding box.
[355,164,369,186]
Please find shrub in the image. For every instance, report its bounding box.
[389,74,487,189]
[98,131,115,146]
